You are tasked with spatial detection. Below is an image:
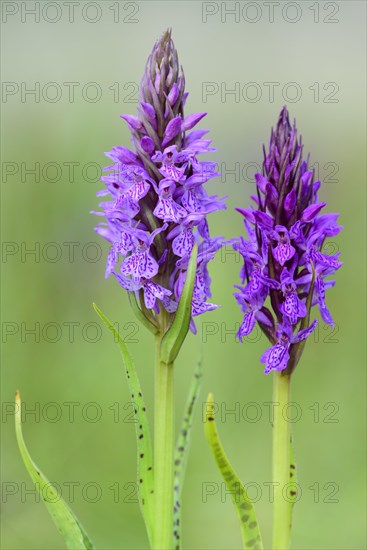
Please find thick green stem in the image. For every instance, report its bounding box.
[153,334,174,550]
[272,371,292,550]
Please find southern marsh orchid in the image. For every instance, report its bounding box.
[92,30,225,550]
[205,106,343,550]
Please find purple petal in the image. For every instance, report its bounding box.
[284,189,297,216]
[279,294,307,324]
[192,300,219,317]
[261,343,290,374]
[301,170,313,186]
[316,277,334,326]
[113,272,140,292]
[184,129,209,146]
[120,251,158,280]
[140,136,155,154]
[273,243,296,266]
[172,227,195,258]
[253,211,274,228]
[140,102,156,123]
[162,117,182,147]
[120,114,142,131]
[302,202,326,222]
[105,245,118,278]
[143,283,157,309]
[235,208,256,224]
[292,319,318,343]
[153,198,187,223]
[167,83,179,106]
[106,146,137,164]
[254,173,269,194]
[266,183,278,204]
[182,112,207,131]
[162,296,178,313]
[237,311,256,341]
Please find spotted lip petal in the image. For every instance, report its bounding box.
[233,106,342,374]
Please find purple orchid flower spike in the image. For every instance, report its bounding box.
[233,106,343,375]
[90,30,229,550]
[93,30,225,332]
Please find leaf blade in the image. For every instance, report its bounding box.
[173,353,203,548]
[15,391,94,550]
[93,303,154,545]
[161,244,198,365]
[204,393,263,550]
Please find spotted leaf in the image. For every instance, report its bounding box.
[204,393,263,550]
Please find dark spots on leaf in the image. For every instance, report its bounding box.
[139,479,143,484]
[247,539,256,547]
[138,392,142,397]
[207,416,214,421]
[148,467,152,471]
[181,429,187,436]
[290,490,297,497]
[174,459,181,466]
[290,464,295,469]
[242,514,249,522]
[240,501,251,510]
[249,521,257,529]
[142,407,146,412]
[139,424,142,430]
[139,434,144,439]
[140,453,144,458]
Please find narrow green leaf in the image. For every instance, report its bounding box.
[204,393,263,550]
[160,244,198,365]
[93,303,154,545]
[173,352,203,549]
[15,391,94,550]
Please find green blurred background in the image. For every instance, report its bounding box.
[1,1,366,548]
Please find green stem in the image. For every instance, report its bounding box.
[272,371,292,550]
[153,334,174,550]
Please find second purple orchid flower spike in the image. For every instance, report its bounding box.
[233,106,343,375]
[94,29,225,335]
[229,106,343,549]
